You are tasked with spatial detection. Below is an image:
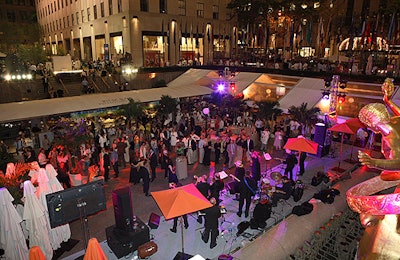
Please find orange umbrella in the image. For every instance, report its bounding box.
[345,118,368,161]
[151,183,212,257]
[345,117,366,130]
[151,183,212,220]
[328,122,357,172]
[328,122,356,135]
[83,238,107,260]
[29,246,46,260]
[283,136,318,154]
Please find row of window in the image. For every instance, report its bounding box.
[139,0,219,19]
[0,10,32,22]
[4,0,34,6]
[38,0,122,20]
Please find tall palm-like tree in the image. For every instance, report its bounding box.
[288,102,320,129]
[157,95,177,117]
[256,100,282,120]
[119,98,145,126]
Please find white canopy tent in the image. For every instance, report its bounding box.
[0,82,213,123]
[278,77,325,111]
[0,69,335,123]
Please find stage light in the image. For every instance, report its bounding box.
[322,90,330,100]
[230,82,236,92]
[339,80,347,89]
[324,79,331,88]
[338,93,346,104]
[217,82,225,92]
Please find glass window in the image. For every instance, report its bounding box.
[20,11,28,21]
[100,2,104,17]
[7,11,16,22]
[76,11,79,24]
[63,17,66,28]
[196,2,204,18]
[81,10,84,22]
[93,5,97,19]
[71,13,74,25]
[117,0,122,13]
[178,0,186,16]
[140,0,148,12]
[159,0,167,14]
[87,7,90,21]
[108,0,113,15]
[212,5,219,19]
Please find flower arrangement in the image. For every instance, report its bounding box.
[0,162,35,204]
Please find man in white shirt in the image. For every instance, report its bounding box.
[260,128,270,151]
[198,136,207,164]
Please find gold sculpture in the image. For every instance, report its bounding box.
[346,78,400,259]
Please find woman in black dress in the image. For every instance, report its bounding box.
[203,136,212,166]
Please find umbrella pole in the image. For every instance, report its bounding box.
[338,134,344,170]
[180,215,184,258]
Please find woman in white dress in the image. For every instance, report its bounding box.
[170,128,178,151]
[234,134,244,163]
[273,128,283,150]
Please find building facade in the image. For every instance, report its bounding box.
[0,0,39,50]
[36,0,237,67]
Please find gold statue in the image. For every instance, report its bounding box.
[347,78,400,259]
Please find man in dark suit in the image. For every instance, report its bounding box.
[271,176,293,207]
[237,171,257,218]
[103,147,111,182]
[299,152,307,176]
[251,151,261,182]
[149,148,158,182]
[196,175,210,224]
[284,151,298,181]
[201,197,221,249]
[138,160,151,197]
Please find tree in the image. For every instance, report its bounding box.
[17,44,48,65]
[157,95,177,116]
[119,98,145,124]
[256,100,282,120]
[288,102,320,128]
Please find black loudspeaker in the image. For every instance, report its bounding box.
[106,220,150,258]
[148,213,160,229]
[173,252,194,260]
[313,123,326,145]
[316,144,330,158]
[46,180,106,228]
[112,186,133,232]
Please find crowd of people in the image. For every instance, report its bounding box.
[3,95,321,249]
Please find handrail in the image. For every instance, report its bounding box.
[58,78,70,95]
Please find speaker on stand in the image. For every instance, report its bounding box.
[314,123,328,157]
[112,186,133,232]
